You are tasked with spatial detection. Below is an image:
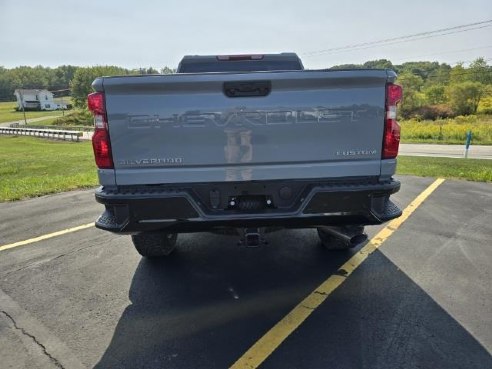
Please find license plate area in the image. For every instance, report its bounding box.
[227,195,273,211]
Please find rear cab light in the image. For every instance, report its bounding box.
[216,54,264,61]
[87,92,114,169]
[382,83,403,159]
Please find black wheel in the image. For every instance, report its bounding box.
[317,226,365,250]
[131,232,178,258]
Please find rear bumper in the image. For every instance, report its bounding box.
[94,178,401,234]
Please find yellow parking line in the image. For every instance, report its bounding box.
[0,223,94,252]
[230,178,446,369]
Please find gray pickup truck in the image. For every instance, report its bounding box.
[88,53,402,257]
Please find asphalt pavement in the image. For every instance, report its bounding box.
[399,143,492,159]
[0,176,491,369]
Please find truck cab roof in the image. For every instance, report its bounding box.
[177,53,304,73]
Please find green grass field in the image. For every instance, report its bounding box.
[26,117,60,126]
[397,156,492,182]
[400,115,492,145]
[0,135,491,202]
[0,97,82,129]
[0,99,72,124]
[0,136,97,201]
[24,107,92,128]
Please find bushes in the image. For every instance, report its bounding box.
[414,104,454,120]
[52,109,93,127]
[478,96,492,114]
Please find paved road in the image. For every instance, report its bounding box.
[400,143,492,159]
[0,176,491,369]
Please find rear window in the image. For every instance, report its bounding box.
[178,60,303,73]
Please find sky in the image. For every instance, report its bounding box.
[1,0,491,70]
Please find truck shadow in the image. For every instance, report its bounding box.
[93,230,492,369]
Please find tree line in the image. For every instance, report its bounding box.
[331,57,492,118]
[0,65,174,103]
[0,59,490,119]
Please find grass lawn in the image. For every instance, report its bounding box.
[397,156,492,182]
[0,135,490,202]
[0,136,97,201]
[14,109,94,131]
[27,109,93,129]
[0,99,72,124]
[27,117,59,126]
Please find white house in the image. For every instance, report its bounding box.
[14,89,67,111]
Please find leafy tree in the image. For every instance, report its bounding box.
[363,59,394,69]
[329,64,364,70]
[330,60,394,70]
[160,67,175,74]
[0,64,177,104]
[398,71,424,91]
[396,61,441,81]
[70,66,130,108]
[132,67,160,74]
[0,67,13,101]
[8,66,49,90]
[52,65,78,90]
[447,81,486,115]
[449,63,468,84]
[0,65,79,101]
[468,57,492,85]
[423,84,447,105]
[425,63,451,86]
[397,71,425,118]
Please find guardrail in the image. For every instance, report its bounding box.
[0,126,83,142]
[17,124,93,132]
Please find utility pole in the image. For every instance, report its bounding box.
[19,91,27,125]
[464,130,472,159]
[61,95,65,116]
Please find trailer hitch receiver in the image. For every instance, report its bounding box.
[239,228,265,247]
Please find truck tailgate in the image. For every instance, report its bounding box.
[98,70,391,185]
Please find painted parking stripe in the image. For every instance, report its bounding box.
[230,178,446,369]
[0,223,94,252]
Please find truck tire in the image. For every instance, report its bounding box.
[131,232,178,258]
[317,226,365,250]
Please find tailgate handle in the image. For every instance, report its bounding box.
[223,81,271,97]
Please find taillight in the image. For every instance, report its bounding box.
[87,91,104,115]
[87,92,113,169]
[383,83,403,159]
[92,129,113,168]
